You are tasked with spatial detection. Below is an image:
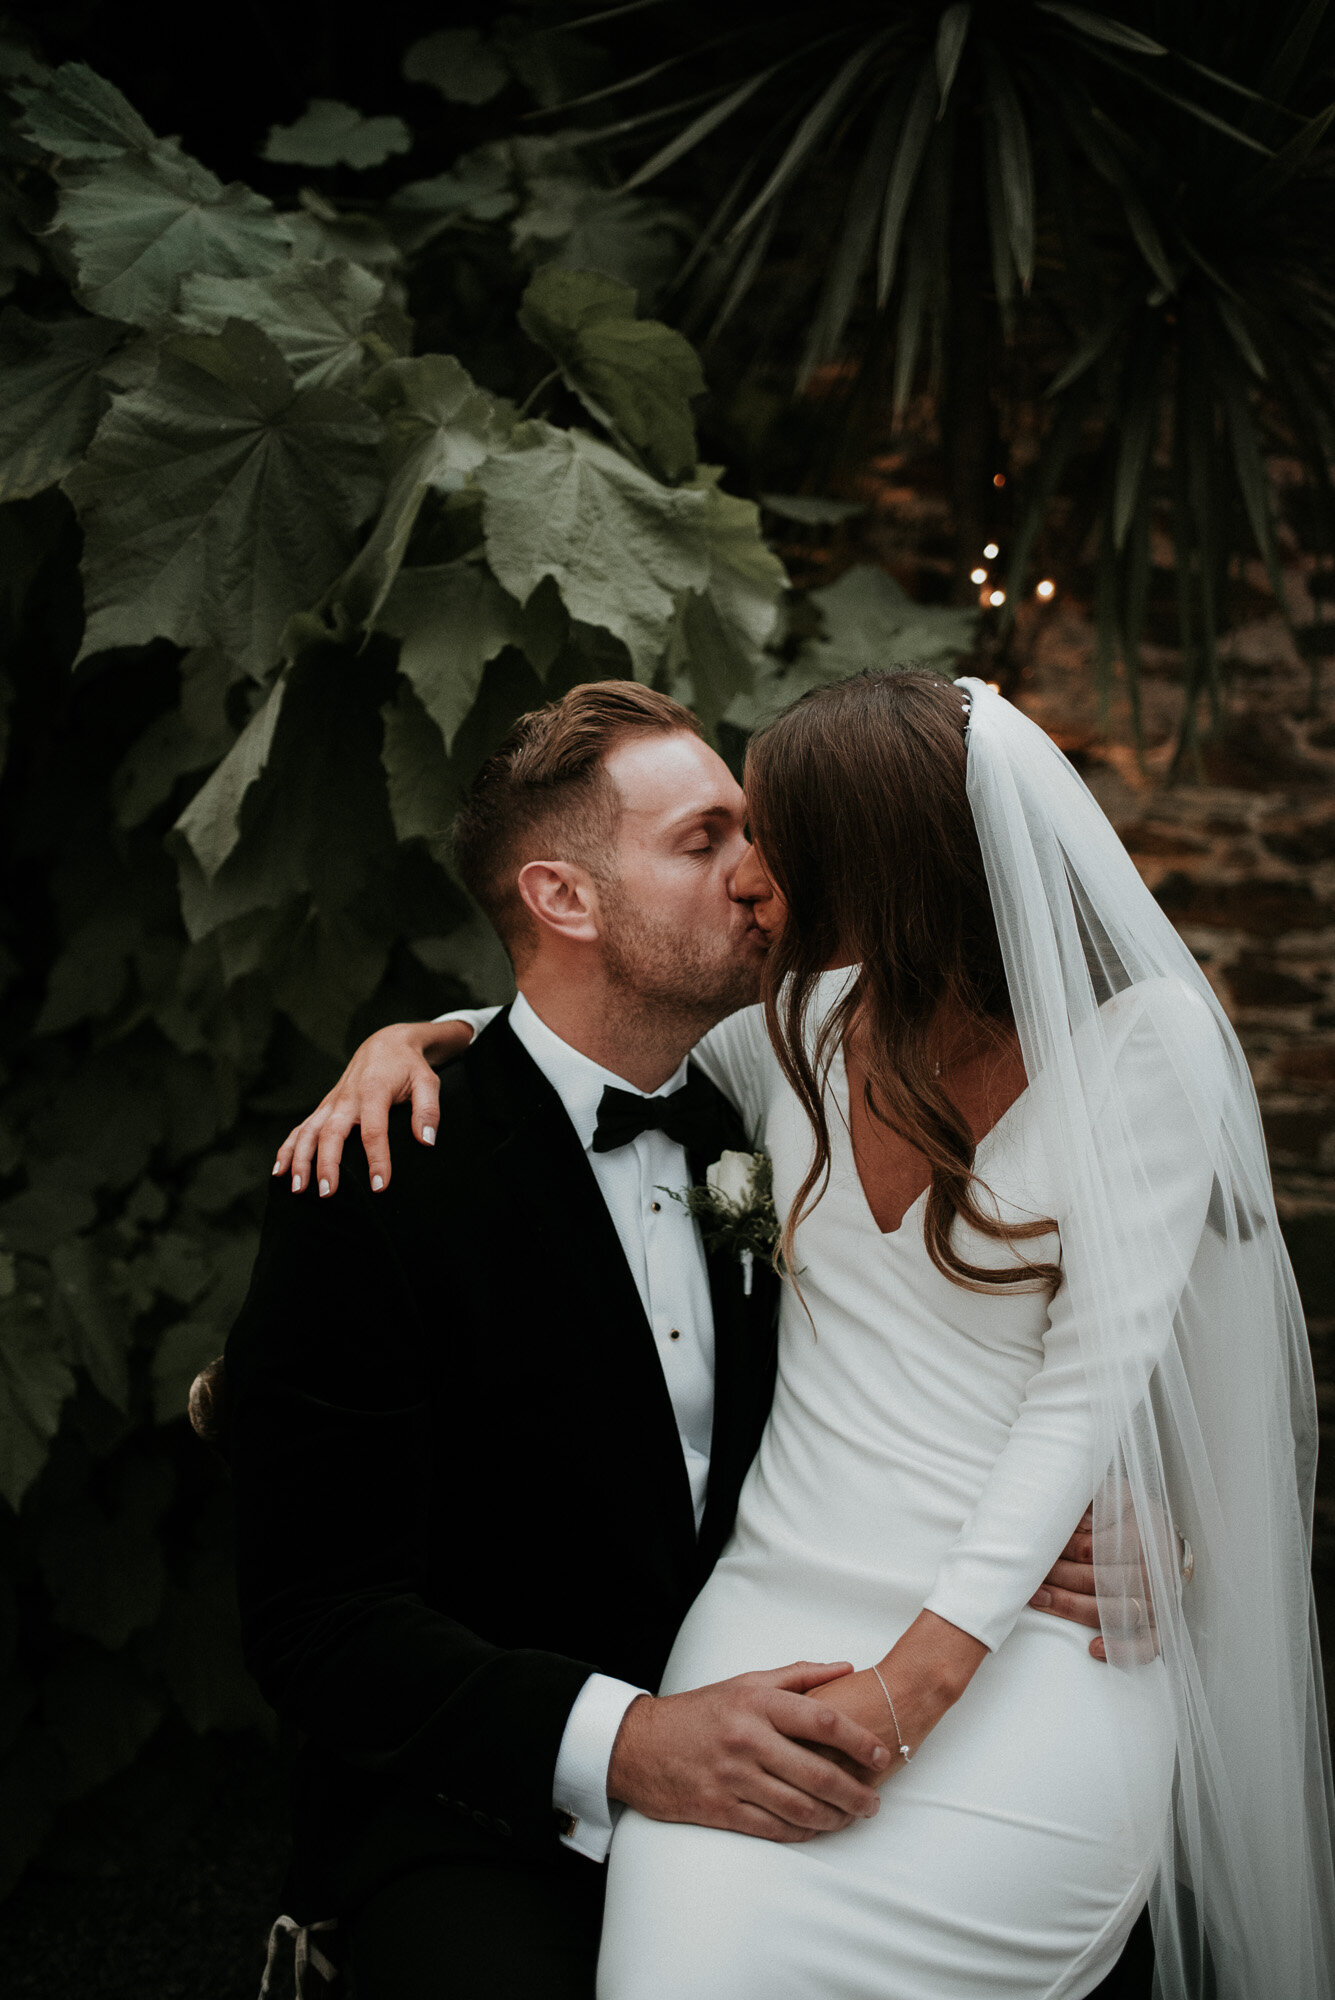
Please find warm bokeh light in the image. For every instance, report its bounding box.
[970,566,987,584]
[983,542,999,559]
[988,588,1006,607]
[1036,579,1056,600]
[987,681,1001,693]
[992,473,1005,487]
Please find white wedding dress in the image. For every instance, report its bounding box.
[597,973,1197,2000]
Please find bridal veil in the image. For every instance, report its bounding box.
[957,676,1334,1997]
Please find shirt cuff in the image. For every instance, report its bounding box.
[551,1673,646,1864]
[431,1006,501,1035]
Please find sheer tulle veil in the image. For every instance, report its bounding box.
[956,677,1334,1997]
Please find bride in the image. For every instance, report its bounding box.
[277,672,1333,1997]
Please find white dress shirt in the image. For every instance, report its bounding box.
[441,994,717,1862]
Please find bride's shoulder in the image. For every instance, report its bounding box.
[1094,974,1232,1111]
[1099,972,1217,1045]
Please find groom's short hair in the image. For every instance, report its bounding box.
[453,681,701,963]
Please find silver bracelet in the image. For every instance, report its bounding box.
[869,1663,911,1762]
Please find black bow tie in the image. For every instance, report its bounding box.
[591,1071,719,1156]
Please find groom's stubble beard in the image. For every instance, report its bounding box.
[596,873,763,1050]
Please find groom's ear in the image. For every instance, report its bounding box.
[515,859,601,947]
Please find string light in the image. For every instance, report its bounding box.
[988,588,1006,607]
[970,566,988,584]
[992,473,1006,488]
[983,542,999,559]
[1036,579,1056,601]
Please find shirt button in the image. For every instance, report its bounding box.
[669,1329,681,1341]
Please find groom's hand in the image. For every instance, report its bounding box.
[606,1662,891,1843]
[1030,1502,1173,1662]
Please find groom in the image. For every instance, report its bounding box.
[228,682,1122,1998]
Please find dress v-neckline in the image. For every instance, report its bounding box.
[829,1040,1031,1242]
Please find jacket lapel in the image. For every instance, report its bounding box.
[465,1016,699,1573]
[683,1070,780,1566]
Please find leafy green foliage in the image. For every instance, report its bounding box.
[801,565,979,679]
[176,258,400,391]
[403,28,511,107]
[65,321,383,674]
[479,422,710,676]
[55,153,293,326]
[0,309,122,501]
[0,34,976,1905]
[262,100,412,171]
[519,265,704,480]
[11,61,155,159]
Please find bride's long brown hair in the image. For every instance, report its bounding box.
[745,670,1060,1296]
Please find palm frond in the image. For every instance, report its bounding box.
[876,58,937,306]
[935,4,972,115]
[1034,3,1167,57]
[980,43,1035,291]
[730,30,895,243]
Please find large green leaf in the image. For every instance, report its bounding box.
[12,61,156,161]
[262,100,412,171]
[176,258,393,391]
[513,179,687,307]
[386,150,517,253]
[271,908,388,1055]
[479,421,709,677]
[173,675,286,882]
[411,907,515,1009]
[0,1287,75,1512]
[54,145,294,326]
[172,638,401,1035]
[519,266,703,482]
[0,309,122,502]
[112,649,240,830]
[380,563,525,751]
[669,470,786,732]
[380,679,457,845]
[341,356,499,628]
[802,565,978,676]
[64,320,382,676]
[403,28,511,105]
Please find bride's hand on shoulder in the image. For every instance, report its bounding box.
[272,1019,473,1198]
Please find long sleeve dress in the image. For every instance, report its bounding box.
[597,973,1214,2000]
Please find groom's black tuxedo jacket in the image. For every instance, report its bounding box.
[226,1011,779,1919]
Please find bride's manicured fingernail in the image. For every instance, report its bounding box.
[863,1797,880,1816]
[422,1126,435,1146]
[872,1747,890,1769]
[292,1174,302,1192]
[372,1175,384,1192]
[319,1179,330,1197]
[272,1159,282,1176]
[1031,1588,1052,1607]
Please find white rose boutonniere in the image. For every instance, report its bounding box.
[661,1149,780,1295]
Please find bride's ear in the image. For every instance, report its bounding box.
[516,859,601,946]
